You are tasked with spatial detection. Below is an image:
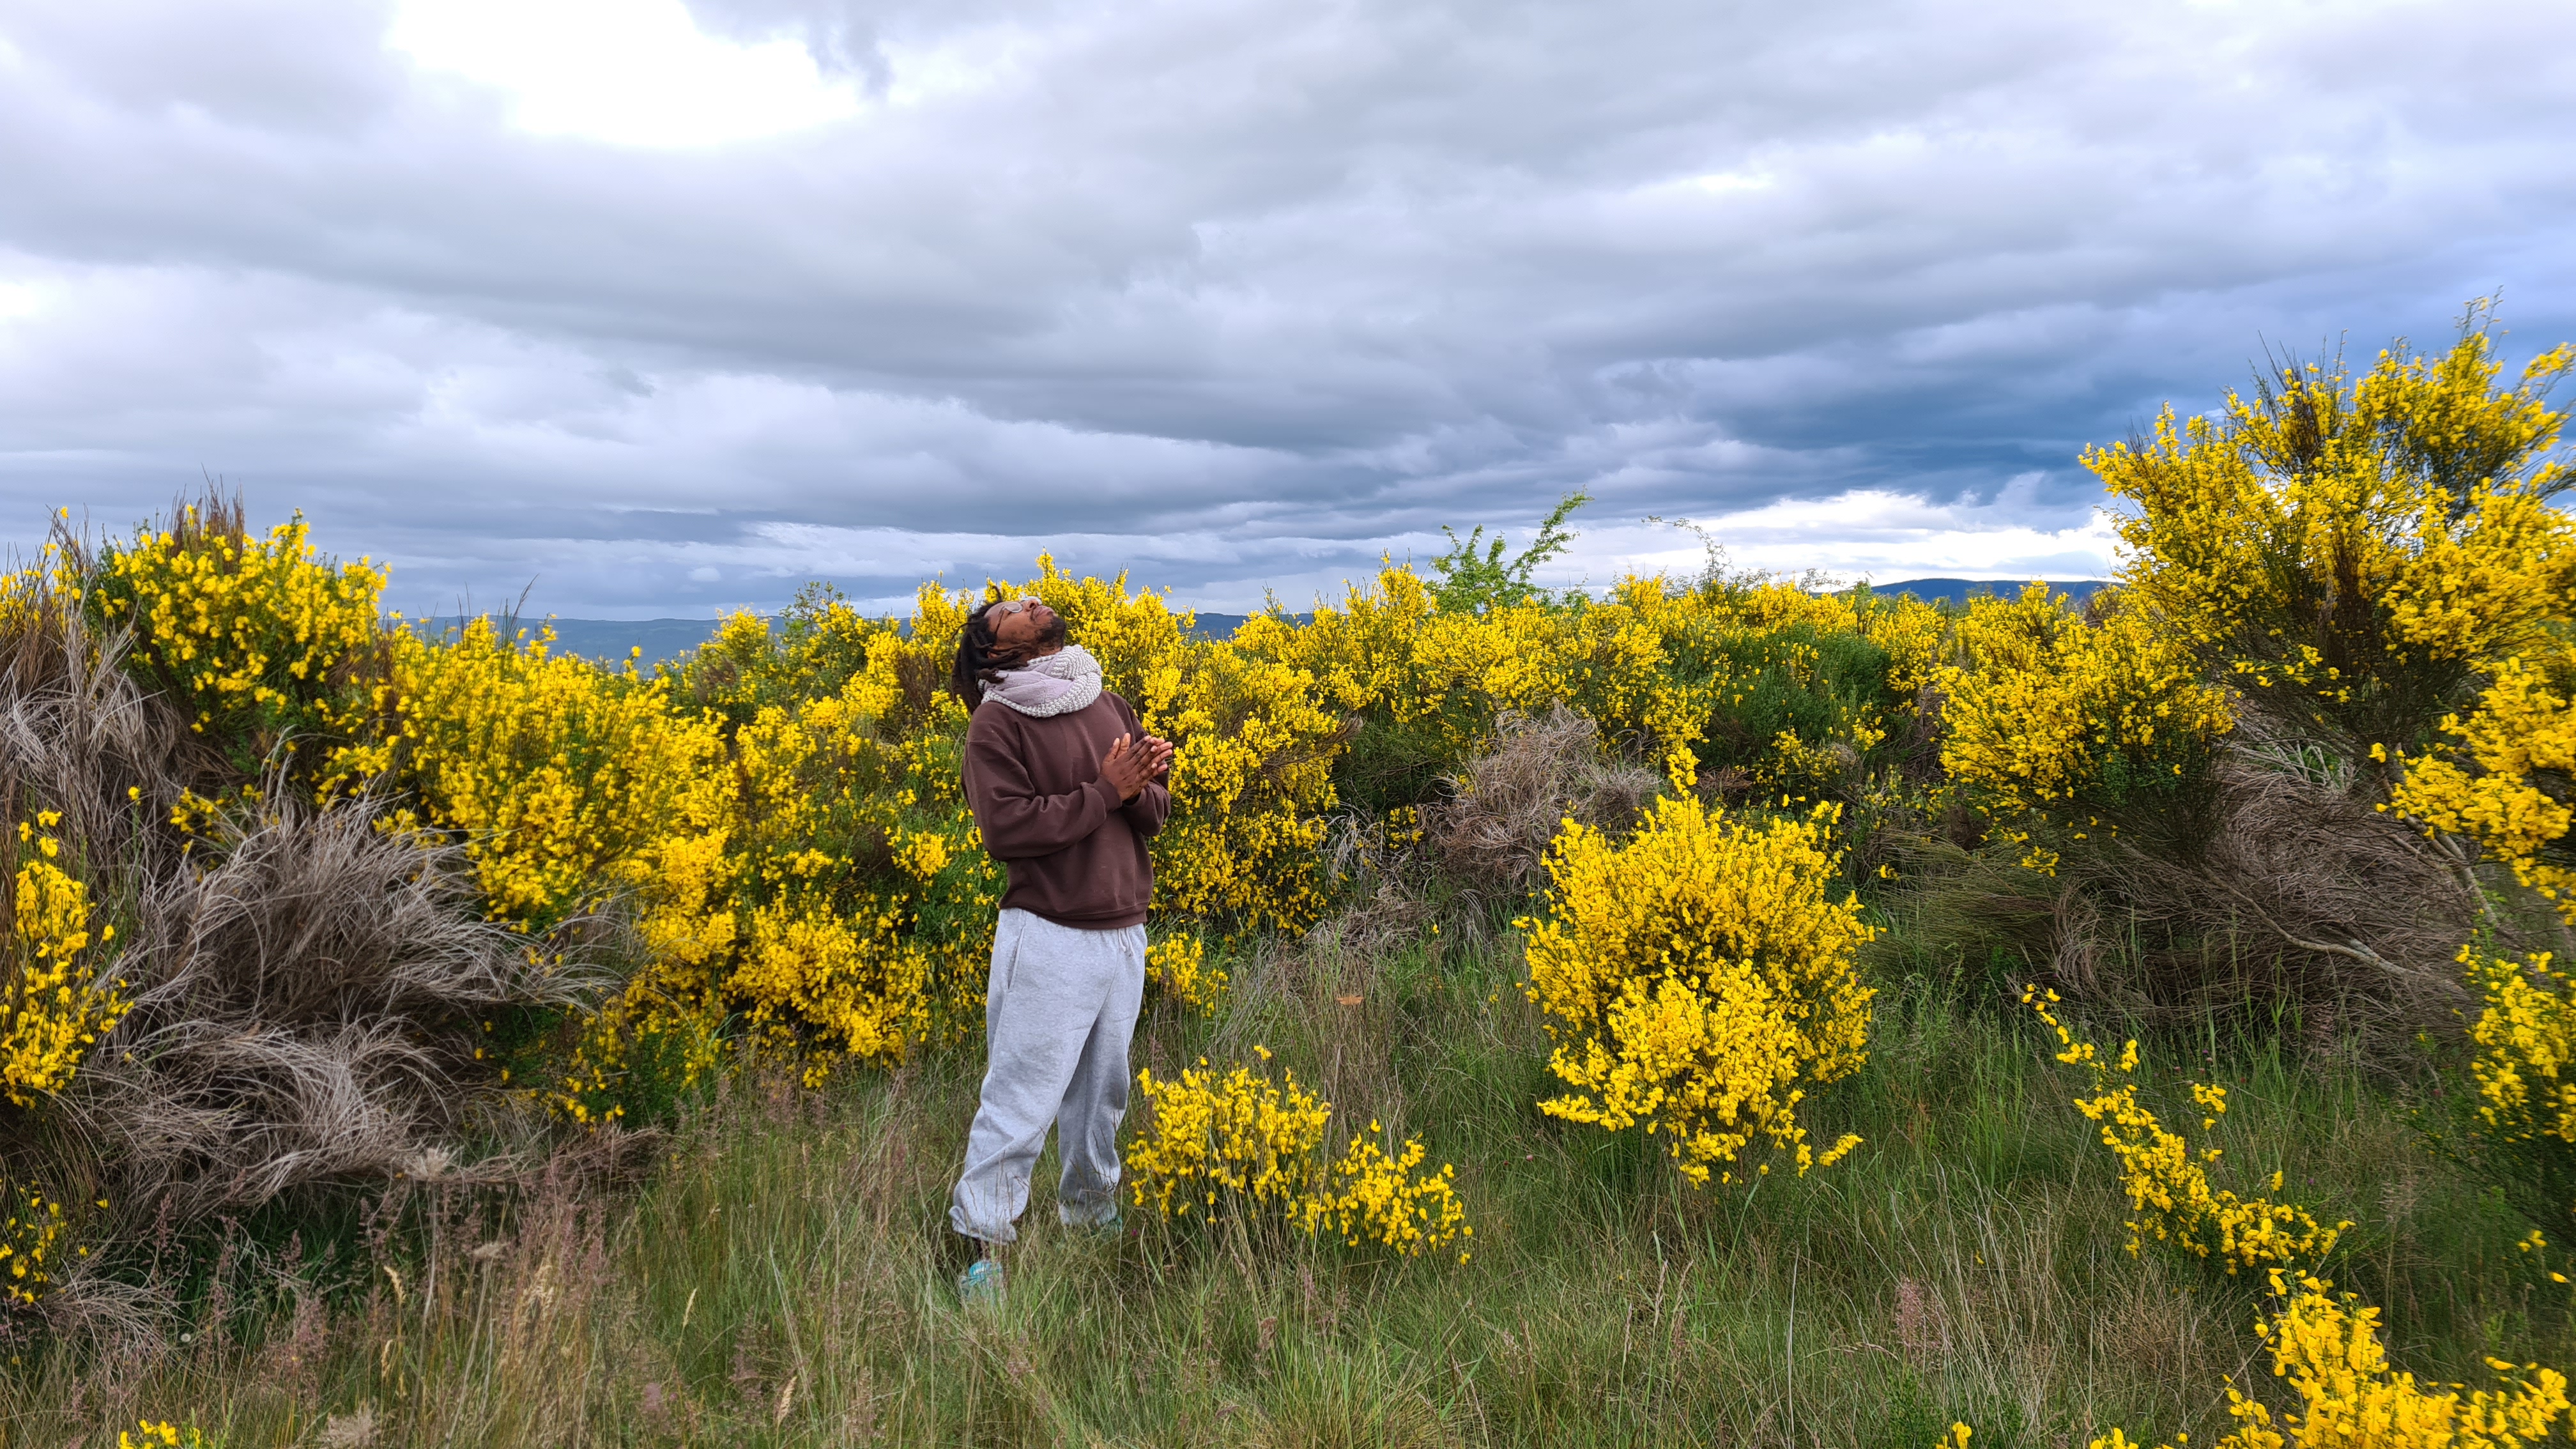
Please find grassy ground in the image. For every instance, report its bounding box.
[6,917,2569,1448]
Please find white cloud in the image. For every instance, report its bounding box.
[386,0,861,146]
[1570,484,2120,592]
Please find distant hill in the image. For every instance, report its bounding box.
[1871,578,2109,606]
[426,585,2104,666]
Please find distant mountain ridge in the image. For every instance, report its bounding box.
[1864,578,2109,606]
[428,579,2109,666]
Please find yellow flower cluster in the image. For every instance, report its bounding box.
[2087,1271,2570,1449]
[2460,946,2576,1152]
[1246,565,1942,797]
[2392,646,2576,923]
[119,1422,213,1449]
[1312,1130,1471,1261]
[1128,1054,1335,1221]
[89,509,386,756]
[1126,1052,1471,1259]
[335,619,731,934]
[1145,931,1227,1014]
[3,815,128,1107]
[0,1186,66,1308]
[1940,585,2233,872]
[2089,318,2573,765]
[1521,794,1876,1186]
[320,619,742,1118]
[2030,989,2344,1273]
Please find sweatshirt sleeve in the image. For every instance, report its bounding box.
[1111,694,1172,838]
[1121,779,1171,839]
[965,714,1118,860]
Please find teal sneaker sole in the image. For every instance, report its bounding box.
[956,1259,1006,1307]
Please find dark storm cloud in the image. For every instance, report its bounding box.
[0,0,2570,615]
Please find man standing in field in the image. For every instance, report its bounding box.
[947,594,1174,1304]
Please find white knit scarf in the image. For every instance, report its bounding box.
[982,644,1103,717]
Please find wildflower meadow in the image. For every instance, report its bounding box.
[0,309,2568,1445]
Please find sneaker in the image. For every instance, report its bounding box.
[956,1257,1006,1307]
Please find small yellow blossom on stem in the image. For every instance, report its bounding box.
[2028,988,2345,1273]
[2,817,130,1105]
[0,1185,68,1310]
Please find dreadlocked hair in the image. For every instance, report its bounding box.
[949,600,1005,710]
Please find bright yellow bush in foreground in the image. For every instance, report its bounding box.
[1128,1051,1471,1260]
[2030,989,2343,1273]
[2087,1271,2569,1449]
[1522,794,1874,1186]
[3,815,128,1107]
[1128,1054,1331,1221]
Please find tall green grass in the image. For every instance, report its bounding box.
[5,933,2565,1448]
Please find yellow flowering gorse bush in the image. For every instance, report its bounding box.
[1144,931,1227,1014]
[2087,1271,2570,1449]
[59,478,1993,1124]
[2459,946,2576,1204]
[1941,586,2233,872]
[1128,1053,1333,1222]
[2090,316,2573,767]
[1522,793,1875,1186]
[2030,988,2344,1273]
[89,506,387,759]
[1312,1128,1471,1259]
[1248,566,1942,799]
[1127,1050,1471,1260]
[3,814,128,1107]
[2393,643,2576,923]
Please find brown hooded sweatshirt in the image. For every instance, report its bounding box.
[962,691,1169,929]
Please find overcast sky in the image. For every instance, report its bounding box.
[1,0,2569,618]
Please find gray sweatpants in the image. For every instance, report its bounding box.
[948,907,1146,1245]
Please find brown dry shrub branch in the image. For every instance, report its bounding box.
[1422,707,1662,909]
[1892,731,2490,1050]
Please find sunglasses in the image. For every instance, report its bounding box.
[988,596,1041,618]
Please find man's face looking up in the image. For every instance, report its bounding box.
[988,597,1066,660]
